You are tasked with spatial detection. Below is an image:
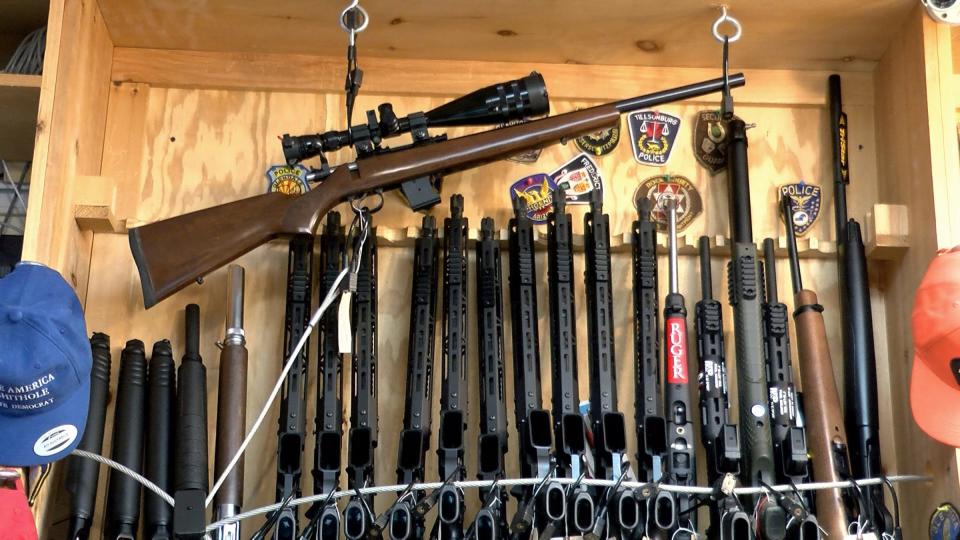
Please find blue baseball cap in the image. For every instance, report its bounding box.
[0,262,91,466]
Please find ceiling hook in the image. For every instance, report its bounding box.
[712,6,742,43]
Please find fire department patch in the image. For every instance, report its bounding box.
[265,164,310,195]
[634,174,703,232]
[574,120,621,157]
[694,110,727,174]
[509,174,558,223]
[549,153,603,205]
[627,110,681,166]
[778,181,822,237]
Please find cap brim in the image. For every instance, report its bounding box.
[911,352,960,447]
[0,376,89,467]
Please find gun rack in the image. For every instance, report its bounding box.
[20,1,960,538]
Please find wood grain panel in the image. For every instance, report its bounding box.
[0,73,41,161]
[95,0,911,72]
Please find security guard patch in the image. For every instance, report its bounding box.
[634,174,703,232]
[694,110,727,174]
[549,153,603,205]
[574,119,621,157]
[265,164,310,195]
[627,110,681,166]
[779,181,822,237]
[509,174,557,223]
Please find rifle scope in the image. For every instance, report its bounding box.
[282,72,548,163]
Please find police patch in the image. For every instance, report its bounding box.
[574,119,621,157]
[694,110,727,174]
[627,110,681,166]
[501,118,544,163]
[509,174,557,223]
[265,164,310,195]
[549,153,603,205]
[634,175,703,232]
[778,181,822,237]
[929,503,960,540]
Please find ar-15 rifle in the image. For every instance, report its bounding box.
[760,239,810,494]
[128,74,745,308]
[583,189,639,538]
[388,216,439,540]
[275,234,315,540]
[470,217,510,540]
[304,214,347,540]
[508,198,565,538]
[782,197,855,540]
[547,188,595,537]
[432,195,470,540]
[829,75,892,533]
[695,237,750,540]
[105,340,147,540]
[343,214,380,540]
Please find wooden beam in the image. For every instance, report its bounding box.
[0,73,41,161]
[111,47,875,107]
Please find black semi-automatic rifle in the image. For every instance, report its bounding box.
[695,237,750,540]
[547,188,595,537]
[147,339,176,540]
[304,214,346,540]
[65,333,112,540]
[760,239,810,493]
[660,199,697,538]
[388,216,439,540]
[343,214,380,540]
[433,195,470,540]
[508,198,565,537]
[829,74,892,533]
[631,198,674,538]
[105,339,147,540]
[583,189,638,538]
[129,74,746,308]
[471,217,510,540]
[173,304,209,539]
[275,234,315,540]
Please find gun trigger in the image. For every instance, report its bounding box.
[338,290,353,354]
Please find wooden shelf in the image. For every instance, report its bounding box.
[0,73,41,161]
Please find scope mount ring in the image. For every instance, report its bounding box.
[712,6,742,43]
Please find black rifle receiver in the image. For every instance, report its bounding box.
[583,189,639,537]
[508,197,565,537]
[65,333,112,540]
[829,74,892,533]
[344,215,380,540]
[547,188,596,536]
[173,305,209,539]
[104,339,148,540]
[472,217,510,540]
[146,340,176,540]
[305,213,346,540]
[390,215,439,540]
[696,237,751,539]
[275,234,315,540]
[433,195,470,540]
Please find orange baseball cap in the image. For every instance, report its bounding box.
[911,246,960,446]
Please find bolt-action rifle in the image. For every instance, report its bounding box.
[431,195,470,540]
[304,214,346,540]
[829,74,892,533]
[695,237,750,540]
[388,216,439,540]
[471,217,510,540]
[547,188,595,537]
[274,234,315,540]
[782,197,856,540]
[128,75,745,308]
[343,214,380,540]
[583,189,639,538]
[508,198,565,538]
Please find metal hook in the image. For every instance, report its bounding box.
[712,6,742,43]
[340,0,369,45]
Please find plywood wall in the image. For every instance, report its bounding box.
[37,52,901,536]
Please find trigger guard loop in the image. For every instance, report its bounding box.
[350,191,384,214]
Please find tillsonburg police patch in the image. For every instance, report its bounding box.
[779,182,822,236]
[627,111,681,166]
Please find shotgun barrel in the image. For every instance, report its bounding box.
[213,266,248,540]
[146,339,176,540]
[65,333,112,540]
[129,75,745,308]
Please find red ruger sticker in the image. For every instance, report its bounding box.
[667,318,688,384]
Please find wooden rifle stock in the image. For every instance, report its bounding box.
[129,74,744,307]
